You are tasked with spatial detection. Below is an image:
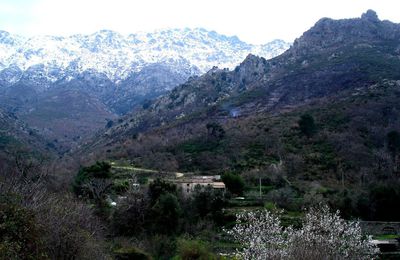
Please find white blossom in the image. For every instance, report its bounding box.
[226,205,378,260]
[225,209,290,259]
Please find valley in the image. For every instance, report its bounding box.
[1,9,400,259]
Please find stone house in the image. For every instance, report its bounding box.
[174,175,226,196]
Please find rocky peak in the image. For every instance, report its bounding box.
[239,54,267,72]
[206,66,221,75]
[0,31,23,46]
[242,53,260,63]
[361,9,379,23]
[234,54,268,87]
[288,10,400,58]
[0,65,23,86]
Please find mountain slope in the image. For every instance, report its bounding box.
[0,108,54,170]
[76,11,400,220]
[0,74,117,152]
[81,10,400,168]
[20,87,116,153]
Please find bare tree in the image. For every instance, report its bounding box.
[83,178,113,204]
[0,152,109,259]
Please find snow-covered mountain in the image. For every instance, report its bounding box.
[0,28,290,82]
[0,28,290,151]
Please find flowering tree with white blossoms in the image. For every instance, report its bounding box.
[288,205,378,259]
[226,205,378,260]
[226,209,291,259]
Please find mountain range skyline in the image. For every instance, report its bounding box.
[0,27,290,81]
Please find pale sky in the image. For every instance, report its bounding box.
[0,0,399,44]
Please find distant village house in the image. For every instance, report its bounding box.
[174,175,225,196]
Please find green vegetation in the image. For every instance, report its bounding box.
[175,238,217,260]
[387,130,400,161]
[222,173,245,196]
[373,234,400,240]
[0,135,14,148]
[179,138,221,155]
[298,113,317,138]
[367,181,400,221]
[151,193,182,234]
[73,161,113,198]
[206,122,225,140]
[148,178,178,203]
[225,88,267,107]
[114,246,152,260]
[0,135,23,151]
[0,196,46,259]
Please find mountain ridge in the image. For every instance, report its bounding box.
[0,28,290,82]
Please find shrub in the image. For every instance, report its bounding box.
[0,195,46,259]
[206,122,225,140]
[222,173,245,196]
[148,179,177,205]
[190,186,226,225]
[368,182,400,221]
[112,191,149,235]
[175,238,216,260]
[73,161,113,200]
[150,193,182,234]
[1,160,107,259]
[298,114,317,138]
[35,194,106,260]
[112,179,130,193]
[387,130,400,162]
[114,246,152,260]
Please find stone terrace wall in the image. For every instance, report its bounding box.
[360,221,400,235]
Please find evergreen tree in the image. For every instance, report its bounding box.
[298,114,317,138]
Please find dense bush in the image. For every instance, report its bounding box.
[148,178,178,204]
[147,235,177,259]
[35,195,106,260]
[387,130,400,156]
[112,191,149,235]
[73,161,112,197]
[72,161,115,209]
[175,238,216,260]
[206,122,225,140]
[150,193,182,234]
[222,173,245,196]
[1,166,107,260]
[368,181,400,221]
[298,114,317,138]
[114,246,152,260]
[0,195,46,259]
[191,186,226,224]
